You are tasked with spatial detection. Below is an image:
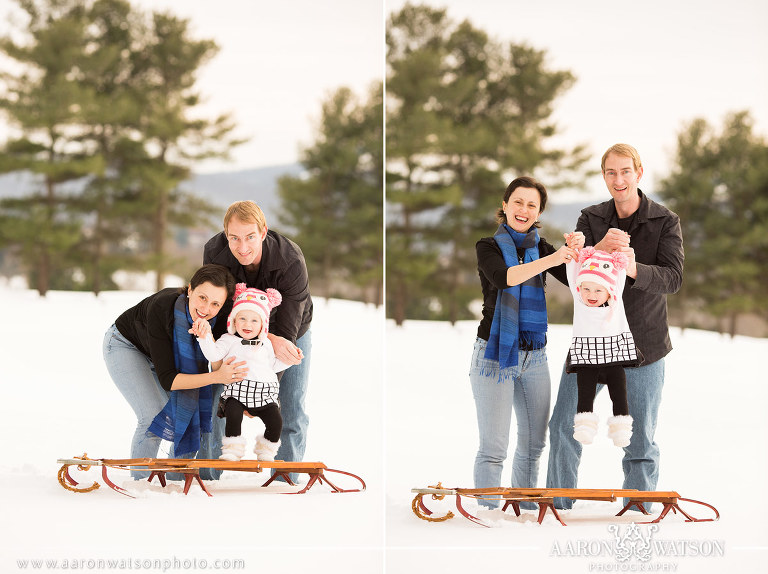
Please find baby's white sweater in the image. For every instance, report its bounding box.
[197,333,289,382]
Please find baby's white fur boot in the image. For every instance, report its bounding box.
[220,435,246,461]
[573,412,599,445]
[607,415,633,447]
[253,434,281,462]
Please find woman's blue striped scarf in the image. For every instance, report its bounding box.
[147,293,216,456]
[484,224,548,373]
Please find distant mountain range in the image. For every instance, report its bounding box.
[0,163,304,226]
[0,165,661,234]
[179,163,304,223]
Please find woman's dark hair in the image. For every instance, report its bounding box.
[495,176,548,228]
[186,264,236,300]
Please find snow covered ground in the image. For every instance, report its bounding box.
[386,318,768,573]
[1,287,766,573]
[0,289,384,572]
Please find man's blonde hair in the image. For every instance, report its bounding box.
[601,143,643,173]
[223,201,267,234]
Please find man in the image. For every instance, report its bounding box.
[204,201,313,472]
[546,143,684,510]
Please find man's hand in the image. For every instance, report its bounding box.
[619,247,638,279]
[595,228,630,253]
[268,333,303,365]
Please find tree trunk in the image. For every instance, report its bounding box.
[91,206,104,296]
[37,175,57,296]
[154,191,167,292]
[373,277,382,307]
[393,278,406,326]
[36,251,50,297]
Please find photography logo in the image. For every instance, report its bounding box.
[550,523,725,570]
[608,523,656,562]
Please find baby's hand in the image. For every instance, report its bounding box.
[189,318,211,339]
[564,231,585,250]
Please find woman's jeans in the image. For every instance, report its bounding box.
[470,338,551,509]
[103,324,223,480]
[547,359,665,511]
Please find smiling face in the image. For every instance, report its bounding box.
[502,187,542,233]
[234,309,263,340]
[187,282,228,322]
[578,281,610,307]
[226,216,268,269]
[602,152,642,214]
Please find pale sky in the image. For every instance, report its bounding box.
[130,0,385,173]
[0,0,384,174]
[1,0,765,190]
[388,0,768,199]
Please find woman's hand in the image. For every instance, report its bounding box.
[564,231,585,250]
[505,244,577,287]
[551,245,579,266]
[216,356,248,384]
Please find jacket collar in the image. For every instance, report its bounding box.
[208,230,285,280]
[586,189,666,230]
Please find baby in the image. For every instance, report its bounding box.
[193,284,292,461]
[565,247,642,447]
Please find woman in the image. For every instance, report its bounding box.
[471,176,582,508]
[103,264,244,478]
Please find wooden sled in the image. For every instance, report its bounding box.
[411,484,719,527]
[57,454,365,498]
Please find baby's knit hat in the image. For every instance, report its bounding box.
[575,247,628,302]
[227,283,282,339]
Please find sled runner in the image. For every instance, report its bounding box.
[411,484,719,527]
[57,454,365,498]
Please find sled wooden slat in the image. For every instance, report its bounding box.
[113,458,328,473]
[412,484,718,527]
[57,455,364,497]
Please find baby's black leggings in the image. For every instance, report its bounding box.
[576,365,629,416]
[221,398,282,442]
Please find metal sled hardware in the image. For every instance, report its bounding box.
[57,454,366,498]
[411,484,719,527]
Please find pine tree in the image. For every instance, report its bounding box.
[658,111,768,336]
[0,0,101,294]
[277,83,383,305]
[386,3,591,324]
[0,0,245,293]
[130,9,245,290]
[70,0,148,294]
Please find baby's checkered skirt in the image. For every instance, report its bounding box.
[569,332,639,366]
[220,379,279,409]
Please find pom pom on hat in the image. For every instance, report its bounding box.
[575,249,627,301]
[227,283,282,338]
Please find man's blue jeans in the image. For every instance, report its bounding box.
[546,358,665,511]
[470,338,551,509]
[274,329,312,482]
